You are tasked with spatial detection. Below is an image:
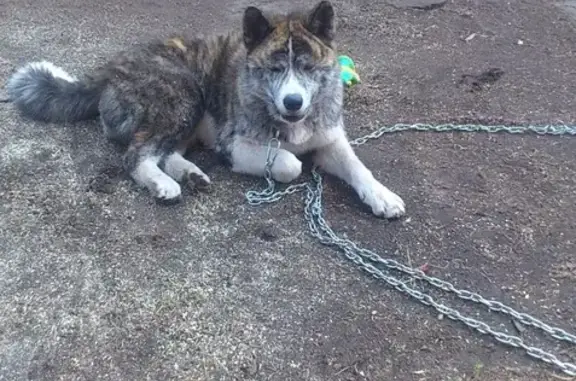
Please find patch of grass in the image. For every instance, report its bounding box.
[473,361,484,379]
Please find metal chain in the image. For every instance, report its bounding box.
[302,169,576,377]
[245,137,309,205]
[245,123,576,377]
[348,123,576,146]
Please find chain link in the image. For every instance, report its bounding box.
[245,136,310,205]
[245,123,576,377]
[348,123,576,146]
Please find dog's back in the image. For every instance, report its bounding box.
[6,1,345,205]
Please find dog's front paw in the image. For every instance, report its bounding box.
[357,180,405,219]
[153,177,182,204]
[271,151,302,183]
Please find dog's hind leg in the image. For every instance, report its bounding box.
[97,90,180,202]
[100,85,210,201]
[99,87,141,145]
[123,138,212,202]
[159,151,211,190]
[124,141,183,203]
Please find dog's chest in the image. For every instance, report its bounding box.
[281,125,344,155]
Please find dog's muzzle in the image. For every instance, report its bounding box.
[280,93,306,123]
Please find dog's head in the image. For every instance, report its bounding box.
[241,1,340,124]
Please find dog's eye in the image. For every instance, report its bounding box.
[270,66,283,73]
[302,64,314,71]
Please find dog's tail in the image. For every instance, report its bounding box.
[6,61,105,123]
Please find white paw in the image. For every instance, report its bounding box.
[271,151,302,183]
[153,176,182,201]
[357,180,405,219]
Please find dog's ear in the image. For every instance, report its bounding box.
[307,1,336,45]
[243,6,272,51]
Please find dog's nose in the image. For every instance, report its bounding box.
[283,93,303,111]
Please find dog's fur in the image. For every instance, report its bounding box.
[6,1,405,218]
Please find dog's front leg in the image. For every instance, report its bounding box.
[229,136,302,183]
[313,131,405,219]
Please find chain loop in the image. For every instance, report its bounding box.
[244,123,576,377]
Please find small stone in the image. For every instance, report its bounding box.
[512,319,526,334]
[240,356,260,376]
[387,0,447,10]
[258,224,281,242]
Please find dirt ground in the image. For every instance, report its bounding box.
[1,0,576,380]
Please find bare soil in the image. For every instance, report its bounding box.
[1,0,575,380]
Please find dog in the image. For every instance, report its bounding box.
[6,1,405,219]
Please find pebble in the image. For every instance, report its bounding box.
[258,224,282,242]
